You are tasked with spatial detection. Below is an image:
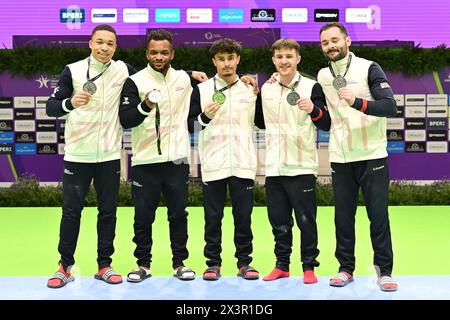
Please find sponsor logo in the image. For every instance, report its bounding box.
[58,143,65,155]
[35,75,50,89]
[37,143,57,154]
[379,82,390,89]
[58,120,66,131]
[36,109,52,120]
[60,8,85,23]
[427,94,447,106]
[37,132,57,143]
[0,144,14,154]
[14,108,35,120]
[251,9,276,22]
[14,120,35,132]
[132,181,143,187]
[14,97,34,108]
[15,143,36,155]
[58,133,65,143]
[0,132,14,144]
[36,120,56,131]
[123,8,149,23]
[35,96,49,108]
[427,118,448,129]
[427,106,448,118]
[345,8,371,23]
[187,8,213,23]
[219,9,244,23]
[15,132,35,143]
[314,9,339,22]
[123,143,132,154]
[427,130,447,141]
[405,94,425,105]
[123,132,132,143]
[318,142,329,149]
[154,8,181,23]
[0,120,13,131]
[318,130,330,142]
[0,109,13,120]
[427,141,448,153]
[282,8,308,23]
[39,76,59,90]
[61,5,84,29]
[387,141,405,154]
[122,97,130,105]
[405,118,425,130]
[372,165,385,171]
[393,95,404,106]
[387,130,404,141]
[405,142,425,153]
[395,106,404,118]
[91,8,117,23]
[386,118,404,130]
[0,97,13,108]
[405,106,425,118]
[64,169,73,175]
[405,130,426,141]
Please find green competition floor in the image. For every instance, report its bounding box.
[0,206,449,277]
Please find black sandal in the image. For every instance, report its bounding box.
[127,267,151,283]
[237,265,259,280]
[173,266,196,281]
[203,266,221,281]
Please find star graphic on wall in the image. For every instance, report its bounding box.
[35,75,50,88]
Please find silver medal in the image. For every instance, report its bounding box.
[82,81,97,95]
[287,91,300,106]
[332,76,347,90]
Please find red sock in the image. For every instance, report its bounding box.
[303,270,318,284]
[263,268,290,281]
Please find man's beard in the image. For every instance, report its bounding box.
[325,46,348,62]
[150,61,170,74]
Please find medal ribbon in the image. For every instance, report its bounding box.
[155,104,161,155]
[86,57,111,83]
[213,77,239,95]
[328,54,352,79]
[279,74,301,92]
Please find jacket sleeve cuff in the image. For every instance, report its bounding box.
[198,113,212,126]
[310,107,323,122]
[137,101,152,116]
[309,105,321,119]
[62,98,74,113]
[351,97,368,113]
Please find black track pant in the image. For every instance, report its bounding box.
[131,161,189,269]
[331,157,394,276]
[265,175,320,272]
[58,160,120,270]
[203,177,254,268]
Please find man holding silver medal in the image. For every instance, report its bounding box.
[119,29,210,282]
[46,24,136,288]
[187,38,261,281]
[254,39,330,284]
[317,22,398,291]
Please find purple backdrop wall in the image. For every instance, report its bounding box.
[1,0,449,48]
[1,66,450,182]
